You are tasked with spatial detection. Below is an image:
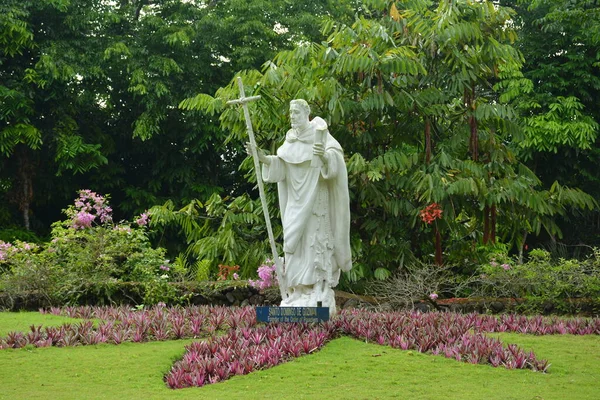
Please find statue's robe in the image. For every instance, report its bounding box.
[262,117,352,297]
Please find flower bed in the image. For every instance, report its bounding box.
[2,305,600,389]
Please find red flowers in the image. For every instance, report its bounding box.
[217,264,240,280]
[420,203,443,224]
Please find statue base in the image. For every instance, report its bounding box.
[280,285,337,316]
[255,306,330,323]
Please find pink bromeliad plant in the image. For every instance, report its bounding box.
[165,323,335,388]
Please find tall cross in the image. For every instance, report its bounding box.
[226,77,284,295]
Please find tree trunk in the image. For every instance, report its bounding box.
[465,87,478,162]
[13,146,35,230]
[490,204,497,244]
[483,205,490,244]
[469,115,478,162]
[22,178,30,230]
[434,225,442,266]
[518,231,528,265]
[424,118,432,164]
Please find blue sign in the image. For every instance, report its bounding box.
[255,306,330,323]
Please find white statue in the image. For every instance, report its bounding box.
[251,99,352,315]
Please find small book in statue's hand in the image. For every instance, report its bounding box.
[311,117,328,168]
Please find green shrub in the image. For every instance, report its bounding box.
[0,190,175,307]
[0,227,42,243]
[0,241,67,306]
[477,248,600,313]
[193,259,212,281]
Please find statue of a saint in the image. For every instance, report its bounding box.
[251,99,352,314]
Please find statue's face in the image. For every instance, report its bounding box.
[290,104,308,129]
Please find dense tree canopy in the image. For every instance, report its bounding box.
[499,0,600,248]
[1,0,598,280]
[0,0,355,230]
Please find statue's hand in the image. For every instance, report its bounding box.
[245,142,270,165]
[313,143,329,165]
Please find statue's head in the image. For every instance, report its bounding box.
[290,99,310,129]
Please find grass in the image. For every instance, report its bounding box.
[1,312,599,400]
[0,311,90,337]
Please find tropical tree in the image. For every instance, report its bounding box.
[1,0,110,231]
[177,0,597,281]
[498,0,600,249]
[0,0,356,235]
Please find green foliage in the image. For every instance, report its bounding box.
[149,193,278,278]
[0,192,174,306]
[519,96,598,155]
[167,253,212,282]
[179,0,597,280]
[477,248,600,313]
[0,227,41,243]
[0,0,358,232]
[498,0,600,247]
[0,240,64,304]
[193,259,212,282]
[142,276,179,306]
[1,0,599,282]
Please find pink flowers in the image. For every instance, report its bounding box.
[490,261,511,271]
[69,190,113,229]
[0,241,13,261]
[429,293,438,301]
[490,260,511,270]
[113,225,132,233]
[73,211,96,229]
[136,212,149,227]
[159,265,170,271]
[0,241,36,262]
[248,260,278,290]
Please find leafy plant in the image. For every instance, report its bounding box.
[149,193,279,278]
[476,248,600,313]
[0,190,173,306]
[179,0,598,283]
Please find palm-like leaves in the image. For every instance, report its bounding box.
[177,0,597,277]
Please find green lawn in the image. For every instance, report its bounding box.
[0,311,90,337]
[1,312,599,399]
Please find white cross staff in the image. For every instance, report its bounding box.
[226,77,285,298]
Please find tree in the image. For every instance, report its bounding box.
[499,0,600,249]
[0,0,357,234]
[179,0,596,280]
[1,0,110,230]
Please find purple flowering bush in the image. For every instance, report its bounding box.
[0,190,174,306]
[0,240,38,270]
[67,190,113,229]
[0,238,61,305]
